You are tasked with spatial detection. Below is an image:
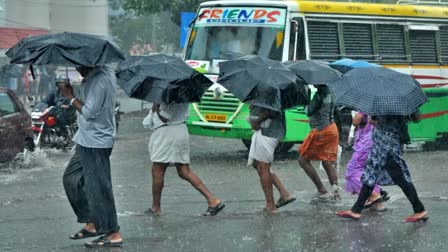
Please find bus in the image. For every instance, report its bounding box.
[183,0,448,152]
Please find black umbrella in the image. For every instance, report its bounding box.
[218,55,309,112]
[116,54,213,104]
[327,67,428,115]
[284,60,342,85]
[6,32,125,67]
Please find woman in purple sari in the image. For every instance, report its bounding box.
[345,112,386,211]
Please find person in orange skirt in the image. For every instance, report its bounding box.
[298,85,341,201]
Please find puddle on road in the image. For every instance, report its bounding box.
[0,148,71,184]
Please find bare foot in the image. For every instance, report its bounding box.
[370,202,386,212]
[105,232,123,243]
[263,207,277,214]
[84,223,96,233]
[335,210,361,220]
[209,198,222,208]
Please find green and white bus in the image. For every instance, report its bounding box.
[184,0,448,152]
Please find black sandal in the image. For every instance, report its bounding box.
[69,228,98,240]
[203,202,226,216]
[84,235,123,248]
[276,197,297,209]
[363,197,382,209]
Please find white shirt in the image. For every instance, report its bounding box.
[153,103,189,129]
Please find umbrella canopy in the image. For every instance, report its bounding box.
[6,32,125,67]
[116,54,213,104]
[327,67,428,115]
[217,55,309,112]
[329,58,381,73]
[284,60,342,85]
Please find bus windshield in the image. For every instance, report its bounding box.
[185,7,287,74]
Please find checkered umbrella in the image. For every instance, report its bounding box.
[327,67,428,115]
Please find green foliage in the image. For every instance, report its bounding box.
[123,0,207,25]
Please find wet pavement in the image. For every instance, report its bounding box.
[1,103,447,252]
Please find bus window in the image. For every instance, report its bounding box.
[439,26,448,64]
[409,30,438,64]
[288,18,305,61]
[342,23,374,61]
[377,24,407,63]
[307,21,340,61]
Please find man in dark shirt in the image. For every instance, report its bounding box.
[298,85,341,201]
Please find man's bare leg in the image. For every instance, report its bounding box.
[175,163,221,207]
[271,173,294,201]
[322,161,341,200]
[256,161,276,212]
[151,162,169,214]
[298,156,328,194]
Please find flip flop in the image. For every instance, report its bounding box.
[381,190,390,202]
[203,202,226,216]
[335,211,360,220]
[276,197,297,209]
[69,228,98,240]
[405,215,429,223]
[144,208,161,216]
[363,197,382,209]
[84,235,123,248]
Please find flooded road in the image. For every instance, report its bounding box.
[1,107,447,251]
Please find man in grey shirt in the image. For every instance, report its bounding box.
[60,66,122,248]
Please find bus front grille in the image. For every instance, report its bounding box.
[197,91,241,112]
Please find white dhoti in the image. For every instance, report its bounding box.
[148,123,190,164]
[247,130,279,166]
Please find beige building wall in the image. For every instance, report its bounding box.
[5,0,50,29]
[2,0,108,35]
[50,0,108,35]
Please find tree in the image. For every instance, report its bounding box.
[123,0,206,26]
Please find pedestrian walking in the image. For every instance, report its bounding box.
[247,106,296,213]
[336,113,428,222]
[298,85,341,201]
[345,112,388,211]
[144,102,225,216]
[60,66,123,247]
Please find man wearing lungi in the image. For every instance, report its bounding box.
[60,66,123,247]
[298,85,341,201]
[248,106,296,213]
[147,103,225,216]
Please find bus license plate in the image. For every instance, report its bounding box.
[205,114,227,122]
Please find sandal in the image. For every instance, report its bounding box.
[276,197,296,209]
[363,197,382,209]
[203,202,226,216]
[381,190,390,202]
[84,235,123,248]
[335,211,360,220]
[69,228,98,240]
[144,208,161,216]
[405,214,429,223]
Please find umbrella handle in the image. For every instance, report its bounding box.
[29,65,35,80]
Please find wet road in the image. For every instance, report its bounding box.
[1,107,447,251]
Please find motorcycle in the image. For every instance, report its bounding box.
[31,102,77,150]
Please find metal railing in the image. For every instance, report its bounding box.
[396,0,448,6]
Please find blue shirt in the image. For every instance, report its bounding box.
[73,67,116,148]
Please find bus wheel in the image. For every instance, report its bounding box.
[241,140,294,153]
